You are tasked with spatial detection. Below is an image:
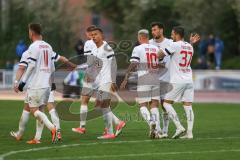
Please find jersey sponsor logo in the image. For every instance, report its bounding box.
[181,45,192,50]
[39,45,49,49]
[145,48,157,52]
[179,68,191,73]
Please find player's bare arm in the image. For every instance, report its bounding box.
[120,62,138,90]
[58,56,77,70]
[18,61,35,92]
[14,65,26,93]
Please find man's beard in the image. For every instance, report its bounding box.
[154,35,161,40]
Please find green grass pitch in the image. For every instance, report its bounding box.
[0,100,240,160]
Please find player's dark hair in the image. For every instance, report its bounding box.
[28,23,42,35]
[86,25,97,32]
[151,22,164,30]
[173,26,185,38]
[91,27,103,34]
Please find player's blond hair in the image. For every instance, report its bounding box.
[138,29,149,38]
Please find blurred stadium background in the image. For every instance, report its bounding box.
[0,0,240,102]
[1,1,240,160]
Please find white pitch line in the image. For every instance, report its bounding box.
[1,136,240,160]
[14,149,240,160]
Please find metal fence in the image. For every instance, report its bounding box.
[0,69,13,89]
[1,69,240,91]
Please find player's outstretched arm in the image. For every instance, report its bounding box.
[189,33,201,45]
[120,62,138,90]
[58,56,77,70]
[14,65,26,93]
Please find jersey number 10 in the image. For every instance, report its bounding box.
[146,53,158,69]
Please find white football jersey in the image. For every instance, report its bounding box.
[162,40,194,83]
[84,40,107,55]
[149,38,172,81]
[91,42,116,86]
[26,40,60,89]
[84,40,96,55]
[18,51,31,91]
[19,50,29,67]
[130,43,159,77]
[19,51,33,88]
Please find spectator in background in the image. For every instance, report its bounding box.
[197,35,208,69]
[195,57,208,69]
[75,38,85,64]
[16,39,27,58]
[75,38,84,55]
[207,34,215,69]
[214,36,224,70]
[63,70,80,98]
[5,61,13,70]
[64,71,80,86]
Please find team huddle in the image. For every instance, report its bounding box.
[10,22,200,144]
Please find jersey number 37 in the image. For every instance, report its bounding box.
[179,50,193,67]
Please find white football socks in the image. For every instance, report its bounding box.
[49,109,60,130]
[163,102,183,130]
[150,107,161,132]
[80,104,88,128]
[34,110,55,131]
[183,105,194,134]
[17,110,30,136]
[97,106,120,125]
[101,107,113,134]
[162,112,169,134]
[34,119,44,140]
[110,106,120,125]
[140,106,151,126]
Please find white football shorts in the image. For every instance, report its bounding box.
[96,83,112,101]
[164,83,194,102]
[137,85,160,104]
[25,88,51,108]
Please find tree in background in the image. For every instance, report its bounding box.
[174,0,240,57]
[87,0,176,40]
[1,0,239,68]
[87,0,177,68]
[0,0,78,67]
[87,0,240,68]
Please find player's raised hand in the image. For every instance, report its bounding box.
[58,56,77,71]
[190,33,201,44]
